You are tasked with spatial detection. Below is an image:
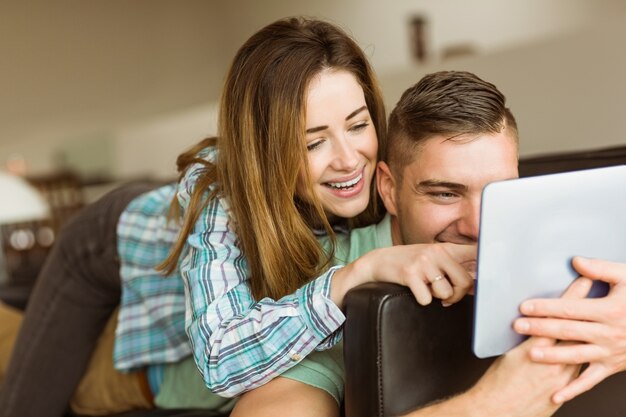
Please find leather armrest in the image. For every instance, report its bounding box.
[342,148,626,416]
[343,283,490,417]
[343,282,626,417]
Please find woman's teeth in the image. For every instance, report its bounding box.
[326,173,362,189]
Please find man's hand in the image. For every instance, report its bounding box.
[407,277,590,417]
[413,339,575,417]
[464,338,579,417]
[513,257,626,403]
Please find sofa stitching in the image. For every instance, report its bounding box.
[377,289,414,417]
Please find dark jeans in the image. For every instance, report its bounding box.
[0,182,157,417]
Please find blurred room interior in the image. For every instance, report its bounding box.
[1,0,625,302]
[1,0,625,187]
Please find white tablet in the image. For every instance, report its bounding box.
[473,165,626,358]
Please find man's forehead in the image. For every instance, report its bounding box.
[403,132,519,188]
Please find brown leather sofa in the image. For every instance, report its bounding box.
[342,145,626,417]
[3,146,624,416]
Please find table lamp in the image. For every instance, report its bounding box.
[0,172,50,284]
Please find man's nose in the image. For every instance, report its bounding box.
[458,197,480,242]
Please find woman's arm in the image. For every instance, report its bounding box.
[182,197,475,398]
[178,156,475,398]
[179,167,345,397]
[330,243,476,309]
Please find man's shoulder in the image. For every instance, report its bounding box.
[337,214,393,264]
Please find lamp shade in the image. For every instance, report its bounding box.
[0,172,50,224]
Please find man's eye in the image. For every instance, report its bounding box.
[429,192,458,200]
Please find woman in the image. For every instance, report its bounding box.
[158,16,473,415]
[0,17,473,417]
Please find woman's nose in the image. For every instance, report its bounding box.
[332,138,359,171]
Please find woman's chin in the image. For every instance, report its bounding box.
[323,199,370,221]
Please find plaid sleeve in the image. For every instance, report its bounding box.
[177,159,345,397]
[114,184,190,371]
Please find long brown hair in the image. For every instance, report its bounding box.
[159,17,386,300]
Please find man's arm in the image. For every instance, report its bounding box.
[231,337,578,417]
[403,276,592,417]
[513,257,626,403]
[227,279,589,417]
[406,338,578,417]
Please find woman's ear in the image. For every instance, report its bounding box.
[376,161,399,216]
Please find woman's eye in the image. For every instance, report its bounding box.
[350,122,369,133]
[307,139,324,152]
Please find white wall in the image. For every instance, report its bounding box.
[113,104,218,180]
[0,1,226,152]
[379,19,626,156]
[109,16,626,180]
[1,0,625,178]
[217,0,625,73]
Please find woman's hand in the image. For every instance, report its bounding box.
[331,243,476,308]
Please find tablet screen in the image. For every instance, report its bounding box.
[473,165,626,358]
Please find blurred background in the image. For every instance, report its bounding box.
[1,0,625,187]
[1,0,625,306]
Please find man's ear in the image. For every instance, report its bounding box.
[376,161,399,216]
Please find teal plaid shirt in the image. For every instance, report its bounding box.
[114,183,189,371]
[113,148,345,397]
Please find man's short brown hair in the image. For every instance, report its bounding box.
[387,71,518,179]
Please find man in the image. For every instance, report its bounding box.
[233,71,626,417]
[374,71,626,412]
[320,70,568,416]
[347,70,626,416]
